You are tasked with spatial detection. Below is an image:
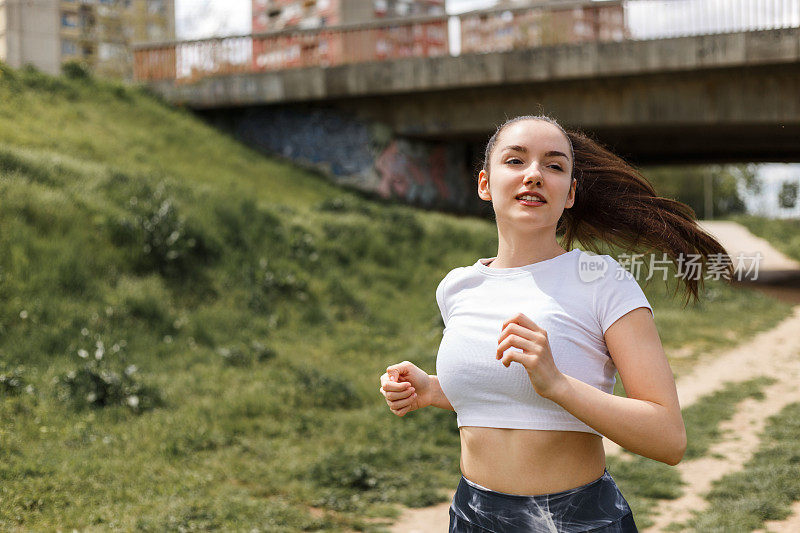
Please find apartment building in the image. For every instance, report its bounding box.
[251,0,447,70]
[252,0,446,32]
[0,0,174,79]
[460,0,627,54]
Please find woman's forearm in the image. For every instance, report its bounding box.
[548,374,686,465]
[428,375,454,411]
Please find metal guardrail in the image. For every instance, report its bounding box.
[132,0,800,83]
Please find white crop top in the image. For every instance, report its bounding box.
[435,248,654,437]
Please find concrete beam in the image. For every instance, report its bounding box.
[148,28,800,109]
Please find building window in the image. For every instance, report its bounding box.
[147,23,165,40]
[148,0,165,15]
[61,39,78,55]
[61,12,79,28]
[99,42,126,61]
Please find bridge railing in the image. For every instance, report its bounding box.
[133,0,800,84]
[133,12,449,83]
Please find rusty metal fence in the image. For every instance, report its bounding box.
[133,0,800,83]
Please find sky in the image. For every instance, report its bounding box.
[173,0,800,217]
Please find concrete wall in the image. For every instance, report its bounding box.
[204,106,480,213]
[0,4,6,61]
[2,0,59,74]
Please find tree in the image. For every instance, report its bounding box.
[778,180,798,209]
[640,163,759,219]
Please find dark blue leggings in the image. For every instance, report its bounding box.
[449,467,639,532]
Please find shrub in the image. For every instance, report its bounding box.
[379,208,425,242]
[291,365,360,410]
[109,275,175,334]
[326,280,368,320]
[18,64,77,98]
[308,446,393,496]
[53,337,163,414]
[56,250,93,296]
[108,181,218,278]
[245,257,310,313]
[61,60,92,80]
[212,196,284,251]
[0,362,33,395]
[287,224,320,268]
[217,340,277,367]
[316,195,374,216]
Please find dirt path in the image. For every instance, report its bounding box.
[695,220,800,283]
[387,305,800,532]
[644,372,800,532]
[604,303,800,459]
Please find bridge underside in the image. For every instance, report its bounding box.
[330,63,800,165]
[405,122,800,167]
[588,123,800,165]
[184,29,800,212]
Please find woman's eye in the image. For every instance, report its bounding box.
[505,158,522,165]
[549,164,563,171]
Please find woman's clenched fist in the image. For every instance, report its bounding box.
[379,360,431,417]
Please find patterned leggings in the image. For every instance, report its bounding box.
[449,468,639,532]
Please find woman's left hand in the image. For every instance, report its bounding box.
[496,313,567,401]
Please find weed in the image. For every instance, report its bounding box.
[53,336,163,414]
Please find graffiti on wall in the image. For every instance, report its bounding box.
[231,106,472,211]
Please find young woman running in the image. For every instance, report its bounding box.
[379,114,733,532]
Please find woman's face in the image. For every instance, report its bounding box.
[478,119,576,232]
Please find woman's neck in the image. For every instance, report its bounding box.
[490,232,567,269]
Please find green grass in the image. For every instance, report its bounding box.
[668,399,800,532]
[0,63,796,530]
[0,62,343,211]
[681,376,777,460]
[610,376,777,530]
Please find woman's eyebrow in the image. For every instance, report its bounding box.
[545,151,569,160]
[500,146,569,160]
[500,145,527,154]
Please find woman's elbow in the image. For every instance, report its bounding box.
[666,425,688,466]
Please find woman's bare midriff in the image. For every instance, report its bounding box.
[459,426,607,496]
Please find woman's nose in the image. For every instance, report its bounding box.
[524,163,542,183]
[524,172,542,186]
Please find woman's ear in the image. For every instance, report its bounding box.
[565,177,576,209]
[478,169,492,201]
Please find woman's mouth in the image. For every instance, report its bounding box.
[517,195,546,207]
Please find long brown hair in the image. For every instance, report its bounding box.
[481,114,735,306]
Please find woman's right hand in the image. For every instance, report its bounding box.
[379,361,432,417]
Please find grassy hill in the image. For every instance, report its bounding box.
[0,63,794,531]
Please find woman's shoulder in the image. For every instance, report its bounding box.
[436,265,471,297]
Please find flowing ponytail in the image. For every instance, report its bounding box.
[481,115,735,307]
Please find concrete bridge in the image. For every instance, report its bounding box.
[135,0,800,213]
